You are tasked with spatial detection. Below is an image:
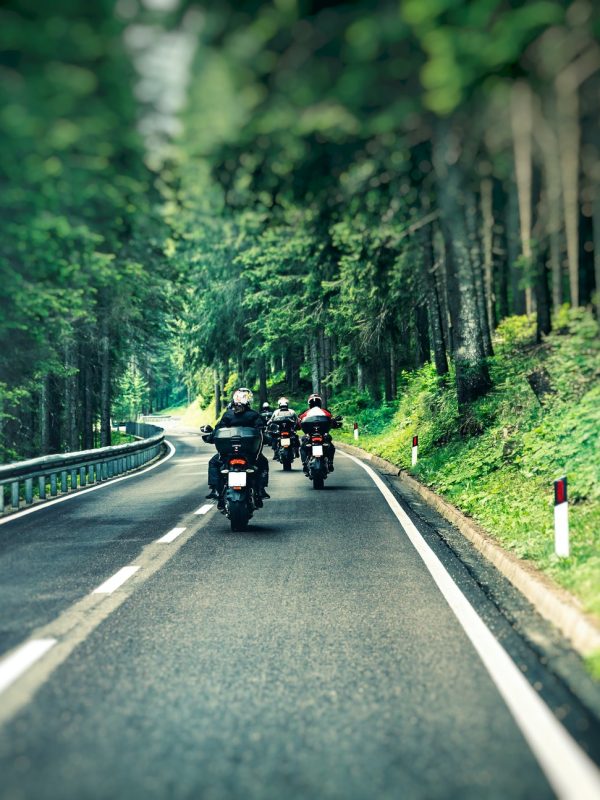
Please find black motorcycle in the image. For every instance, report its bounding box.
[300,412,341,490]
[202,425,264,532]
[269,418,298,471]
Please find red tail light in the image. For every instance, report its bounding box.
[281,432,290,437]
[312,435,323,442]
[230,458,247,466]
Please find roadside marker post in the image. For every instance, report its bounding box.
[553,476,569,557]
[412,435,418,466]
[353,422,359,441]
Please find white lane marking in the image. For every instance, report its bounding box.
[157,527,186,543]
[341,452,600,800]
[0,639,57,695]
[0,440,177,526]
[92,566,140,595]
[194,504,214,515]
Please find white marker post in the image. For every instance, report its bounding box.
[412,435,418,467]
[353,422,359,441]
[553,476,569,557]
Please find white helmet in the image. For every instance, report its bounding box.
[278,397,289,409]
[233,388,253,407]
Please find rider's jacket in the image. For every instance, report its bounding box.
[269,408,298,426]
[215,407,265,430]
[298,407,333,425]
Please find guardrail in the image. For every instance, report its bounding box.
[0,422,165,515]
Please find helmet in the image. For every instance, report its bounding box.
[308,393,322,408]
[262,402,271,410]
[232,387,253,407]
[278,397,289,409]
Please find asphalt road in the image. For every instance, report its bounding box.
[0,430,599,800]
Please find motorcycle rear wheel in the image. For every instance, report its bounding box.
[312,475,324,490]
[229,503,250,532]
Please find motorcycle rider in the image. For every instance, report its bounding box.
[297,393,342,473]
[268,397,300,459]
[260,401,273,423]
[204,388,270,509]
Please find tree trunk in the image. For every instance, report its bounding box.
[535,249,552,341]
[511,80,534,315]
[310,335,320,394]
[507,180,526,315]
[258,357,267,405]
[556,70,580,307]
[434,122,492,413]
[493,182,510,321]
[100,322,111,447]
[465,191,494,357]
[423,232,450,376]
[64,340,79,451]
[594,189,600,321]
[357,362,365,393]
[82,355,94,450]
[40,374,50,455]
[415,304,430,367]
[214,368,221,418]
[390,348,397,399]
[481,177,495,332]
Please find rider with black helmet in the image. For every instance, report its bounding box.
[297,393,341,473]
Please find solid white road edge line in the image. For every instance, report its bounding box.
[0,639,57,695]
[341,451,600,800]
[157,527,187,543]
[92,566,140,595]
[195,504,214,515]
[0,440,177,527]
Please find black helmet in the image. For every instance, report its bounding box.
[308,393,322,408]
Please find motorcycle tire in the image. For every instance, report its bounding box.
[229,502,250,532]
[283,460,292,471]
[312,475,324,490]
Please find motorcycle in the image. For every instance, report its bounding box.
[269,418,298,471]
[299,410,342,490]
[201,425,264,532]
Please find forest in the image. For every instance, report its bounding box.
[0,0,598,460]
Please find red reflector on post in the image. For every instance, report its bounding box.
[353,422,358,430]
[554,476,567,505]
[412,436,418,447]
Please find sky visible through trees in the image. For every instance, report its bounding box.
[0,0,598,460]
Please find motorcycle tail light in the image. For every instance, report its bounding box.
[312,436,323,442]
[230,458,247,466]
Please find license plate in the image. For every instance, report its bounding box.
[312,445,323,456]
[228,472,247,487]
[281,438,290,447]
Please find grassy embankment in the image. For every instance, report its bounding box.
[333,310,599,674]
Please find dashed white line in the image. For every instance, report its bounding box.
[92,566,140,595]
[194,504,214,515]
[157,527,186,543]
[342,451,600,800]
[0,639,57,695]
